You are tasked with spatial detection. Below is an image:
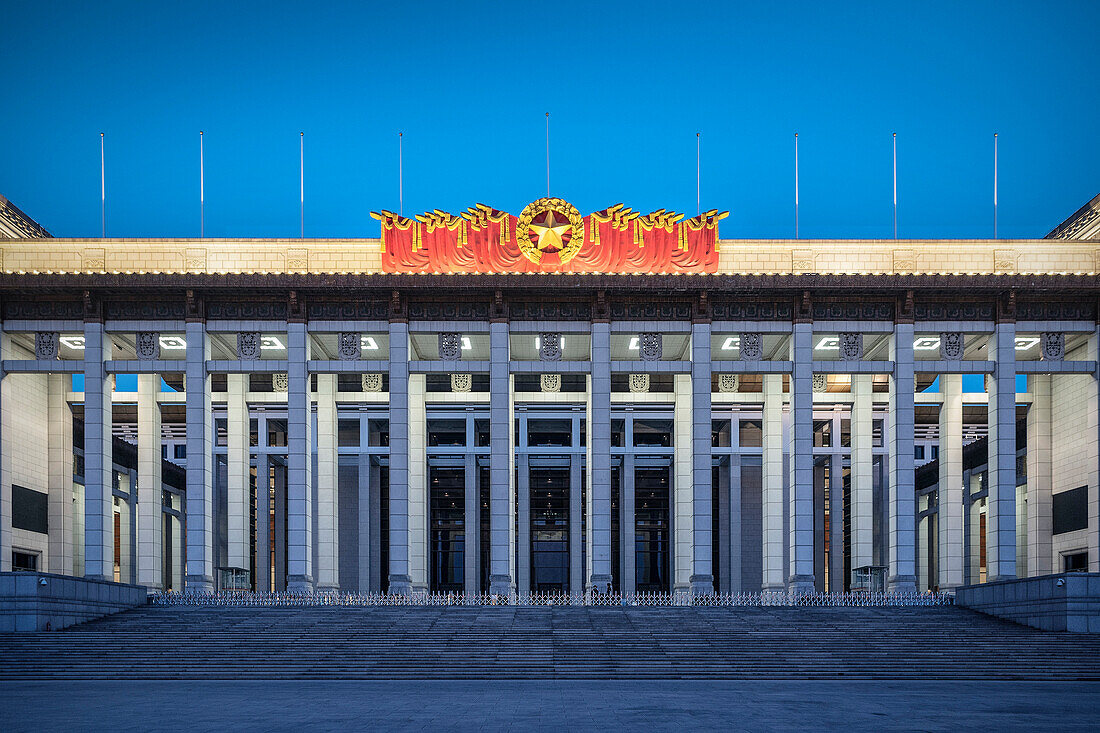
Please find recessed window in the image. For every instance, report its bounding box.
[1053,486,1088,535]
[1064,551,1088,573]
[12,551,39,572]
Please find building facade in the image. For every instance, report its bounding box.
[1,196,1098,597]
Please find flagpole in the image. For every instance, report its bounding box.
[993,132,998,239]
[200,131,205,239]
[696,132,701,216]
[545,112,550,197]
[299,132,304,239]
[100,132,106,238]
[892,132,898,240]
[398,132,404,216]
[794,132,799,239]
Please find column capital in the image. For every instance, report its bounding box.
[287,290,306,323]
[591,290,610,323]
[997,289,1017,323]
[794,290,812,323]
[388,290,407,323]
[185,289,205,323]
[895,289,915,324]
[692,291,712,323]
[82,289,103,323]
[490,289,508,323]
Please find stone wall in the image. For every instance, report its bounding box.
[956,572,1100,632]
[0,571,146,631]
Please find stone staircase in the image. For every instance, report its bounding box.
[2,604,1099,680]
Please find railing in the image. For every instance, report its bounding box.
[150,589,954,608]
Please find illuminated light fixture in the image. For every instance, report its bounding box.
[1014,336,1040,351]
[59,336,86,350]
[360,336,379,350]
[462,336,472,350]
[159,336,187,350]
[260,336,284,350]
[721,336,741,350]
[814,337,839,351]
[913,337,941,351]
[534,336,565,349]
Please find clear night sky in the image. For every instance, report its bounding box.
[1,1,1097,240]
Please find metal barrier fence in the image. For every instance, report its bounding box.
[150,590,954,608]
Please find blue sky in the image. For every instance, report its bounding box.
[1,1,1097,239]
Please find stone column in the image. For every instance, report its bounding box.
[286,321,313,593]
[586,321,612,592]
[83,321,114,581]
[938,373,965,589]
[136,374,162,589]
[0,336,8,573]
[620,452,635,595]
[47,373,74,575]
[673,373,694,594]
[407,373,427,592]
[184,321,214,592]
[315,373,339,591]
[761,373,785,591]
[787,322,815,594]
[569,448,583,595]
[887,323,917,593]
[488,321,515,595]
[690,322,714,595]
[387,319,411,594]
[226,374,250,575]
[850,374,874,579]
[516,450,530,594]
[255,453,270,593]
[463,449,479,595]
[828,453,844,593]
[986,322,1017,581]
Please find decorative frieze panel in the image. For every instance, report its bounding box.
[1016,301,1096,321]
[914,302,995,321]
[940,332,964,361]
[272,373,289,392]
[450,373,472,393]
[361,374,383,392]
[812,301,895,321]
[639,333,662,361]
[438,332,462,361]
[208,301,288,320]
[812,374,827,393]
[35,331,59,360]
[738,333,763,361]
[135,331,160,361]
[993,249,1018,273]
[509,301,591,320]
[307,301,390,320]
[609,302,691,320]
[539,332,562,362]
[237,332,261,361]
[711,301,792,320]
[540,374,561,393]
[105,301,186,319]
[338,332,361,361]
[407,302,491,320]
[717,374,739,393]
[839,333,863,361]
[628,374,650,393]
[1040,332,1065,362]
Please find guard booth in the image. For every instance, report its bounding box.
[218,567,251,592]
[851,565,887,593]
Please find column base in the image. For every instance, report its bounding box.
[986,573,1017,584]
[689,574,714,596]
[489,574,515,596]
[388,574,412,595]
[787,575,815,596]
[287,575,315,594]
[314,583,339,594]
[887,575,917,594]
[184,575,215,594]
[762,582,787,593]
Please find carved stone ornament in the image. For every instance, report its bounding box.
[338,332,361,361]
[450,373,472,393]
[940,332,964,361]
[812,374,827,393]
[639,333,662,361]
[1040,332,1065,362]
[540,373,561,393]
[35,332,59,360]
[739,333,763,361]
[628,373,651,393]
[237,332,261,361]
[539,332,563,362]
[135,331,160,361]
[361,373,383,392]
[438,332,462,361]
[272,373,289,392]
[839,333,863,361]
[717,374,740,393]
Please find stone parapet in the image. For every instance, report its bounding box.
[0,571,147,632]
[956,572,1100,632]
